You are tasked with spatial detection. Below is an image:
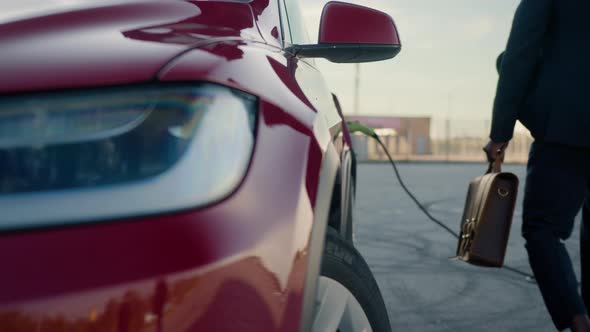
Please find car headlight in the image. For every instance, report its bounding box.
[0,84,257,209]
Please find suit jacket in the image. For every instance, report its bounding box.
[491,0,590,147]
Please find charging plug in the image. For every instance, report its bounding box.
[346,121,378,138]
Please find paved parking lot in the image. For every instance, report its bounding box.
[354,162,582,332]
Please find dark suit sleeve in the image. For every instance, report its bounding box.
[490,0,553,142]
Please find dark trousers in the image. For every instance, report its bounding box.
[522,142,590,331]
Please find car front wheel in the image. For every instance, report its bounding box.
[311,228,391,332]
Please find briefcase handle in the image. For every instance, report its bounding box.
[486,158,502,174]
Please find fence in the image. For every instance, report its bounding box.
[352,130,533,164]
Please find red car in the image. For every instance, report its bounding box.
[0,1,401,331]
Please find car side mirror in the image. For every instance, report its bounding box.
[288,1,401,63]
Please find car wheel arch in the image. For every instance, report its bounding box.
[328,148,356,243]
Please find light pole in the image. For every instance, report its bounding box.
[445,94,453,161]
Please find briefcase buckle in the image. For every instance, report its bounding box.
[460,219,477,253]
[498,187,510,198]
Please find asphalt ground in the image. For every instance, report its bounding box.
[354,162,583,332]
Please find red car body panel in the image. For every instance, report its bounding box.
[0,0,345,331]
[0,0,266,94]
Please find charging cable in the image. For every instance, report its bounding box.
[345,121,536,282]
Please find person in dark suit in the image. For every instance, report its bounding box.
[484,0,590,331]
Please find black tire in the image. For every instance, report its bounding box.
[321,228,392,332]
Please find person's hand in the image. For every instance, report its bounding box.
[483,140,509,163]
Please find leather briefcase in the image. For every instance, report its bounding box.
[456,161,519,267]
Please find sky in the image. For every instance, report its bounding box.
[300,0,521,138]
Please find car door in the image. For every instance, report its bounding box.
[279,0,340,139]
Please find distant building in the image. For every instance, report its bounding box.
[346,116,431,159]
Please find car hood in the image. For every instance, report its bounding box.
[0,0,263,94]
